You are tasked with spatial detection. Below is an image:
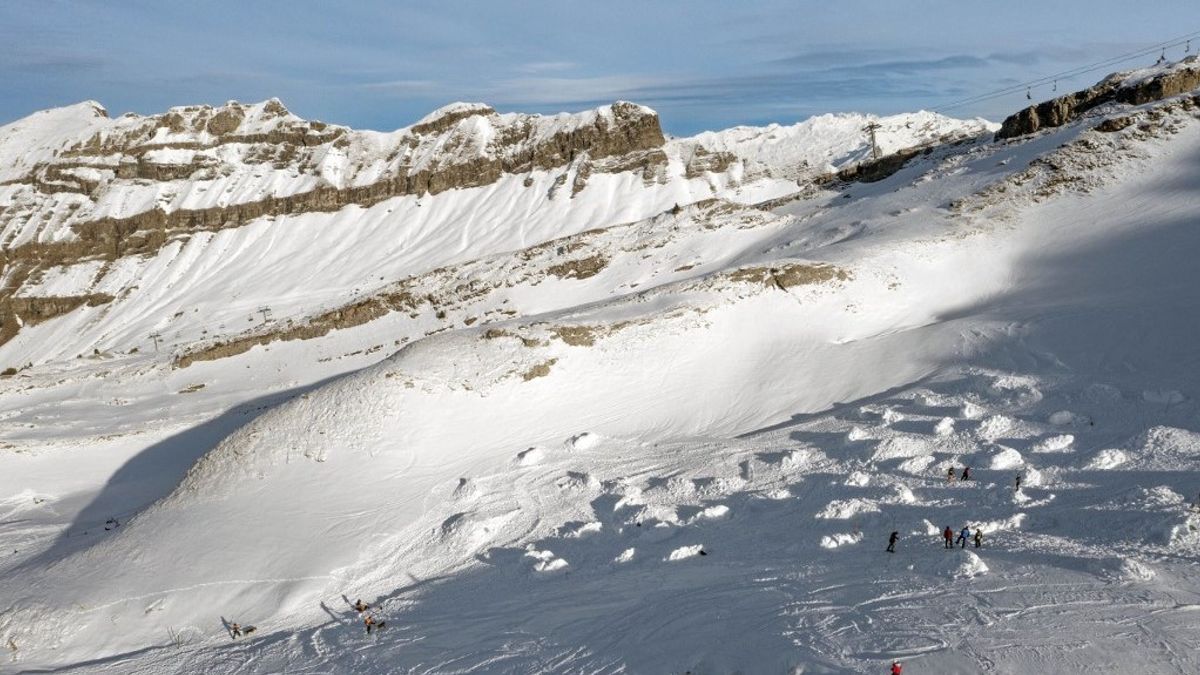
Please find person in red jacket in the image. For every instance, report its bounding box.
[943,525,954,549]
[891,661,903,674]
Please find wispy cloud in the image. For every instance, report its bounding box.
[358,79,440,94]
[516,61,577,74]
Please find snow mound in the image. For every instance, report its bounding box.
[516,447,547,466]
[898,455,936,474]
[1047,410,1083,426]
[452,477,479,501]
[816,498,880,520]
[1033,434,1075,453]
[936,550,989,579]
[977,415,1015,441]
[666,545,706,561]
[1090,557,1157,583]
[568,432,602,451]
[1083,383,1123,403]
[1126,426,1200,468]
[989,446,1024,470]
[872,436,933,461]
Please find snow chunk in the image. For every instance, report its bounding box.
[973,512,1027,534]
[1085,448,1128,470]
[881,408,905,425]
[937,550,989,579]
[690,504,730,522]
[844,471,871,487]
[959,401,986,420]
[989,446,1024,470]
[846,426,872,442]
[934,417,956,436]
[562,521,603,538]
[525,548,569,573]
[886,484,918,504]
[666,545,706,561]
[613,548,636,564]
[820,531,864,549]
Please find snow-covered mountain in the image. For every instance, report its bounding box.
[1,58,1200,673]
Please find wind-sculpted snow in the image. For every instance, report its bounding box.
[3,70,1200,673]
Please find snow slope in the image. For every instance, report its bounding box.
[2,74,1200,674]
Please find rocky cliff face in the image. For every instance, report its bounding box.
[997,56,1200,139]
[0,98,668,347]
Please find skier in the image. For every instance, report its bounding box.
[887,531,899,553]
[974,528,983,548]
[353,599,369,613]
[957,525,970,549]
[961,466,971,481]
[943,526,954,549]
[1014,473,1022,491]
[891,661,903,674]
[230,622,242,639]
[947,466,957,482]
[364,614,377,635]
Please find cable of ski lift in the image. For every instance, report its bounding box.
[934,29,1200,113]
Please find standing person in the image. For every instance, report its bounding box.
[943,526,954,549]
[974,528,983,548]
[962,466,972,481]
[1014,473,1022,491]
[230,622,242,639]
[957,525,970,549]
[891,661,903,674]
[887,531,899,553]
[364,614,377,635]
[947,466,957,482]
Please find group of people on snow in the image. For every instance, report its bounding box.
[354,598,384,634]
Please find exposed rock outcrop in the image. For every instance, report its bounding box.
[997,57,1200,140]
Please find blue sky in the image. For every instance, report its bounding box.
[2,1,1198,135]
